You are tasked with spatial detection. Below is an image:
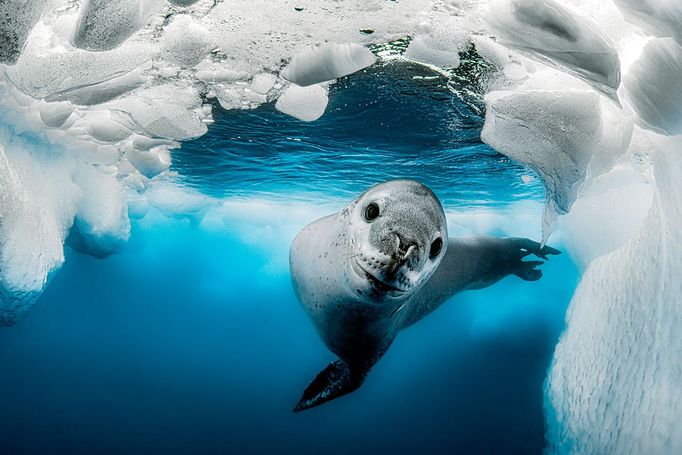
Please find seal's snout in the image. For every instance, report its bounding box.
[395,234,417,260]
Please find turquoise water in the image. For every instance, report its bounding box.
[0,62,577,454]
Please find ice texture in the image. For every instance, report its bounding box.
[624,38,682,136]
[404,16,469,69]
[168,0,199,6]
[281,44,376,87]
[482,87,604,239]
[485,0,621,100]
[0,0,46,64]
[160,14,215,68]
[275,84,329,122]
[478,1,682,449]
[73,0,165,52]
[614,0,682,46]
[546,144,682,454]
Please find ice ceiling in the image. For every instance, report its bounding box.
[1,0,681,452]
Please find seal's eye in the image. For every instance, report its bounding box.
[429,237,443,259]
[364,202,380,222]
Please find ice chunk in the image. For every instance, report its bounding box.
[126,147,172,178]
[0,143,80,326]
[0,0,46,64]
[404,35,461,69]
[281,43,376,87]
[73,0,165,52]
[485,0,621,100]
[481,89,601,238]
[103,83,208,141]
[250,73,277,95]
[275,84,329,122]
[624,38,682,136]
[404,19,469,69]
[68,168,131,258]
[147,183,213,222]
[614,0,682,45]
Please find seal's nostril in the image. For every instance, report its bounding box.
[396,235,417,256]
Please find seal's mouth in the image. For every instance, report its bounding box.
[351,258,407,296]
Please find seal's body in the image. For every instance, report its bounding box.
[290,180,558,412]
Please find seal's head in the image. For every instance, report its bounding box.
[344,179,447,301]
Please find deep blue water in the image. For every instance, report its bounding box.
[0,62,576,454]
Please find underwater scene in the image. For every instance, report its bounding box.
[0,0,681,454]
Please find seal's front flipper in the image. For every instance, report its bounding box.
[293,360,364,412]
[514,260,544,281]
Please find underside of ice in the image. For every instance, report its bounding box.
[624,38,682,135]
[281,43,377,87]
[482,89,600,237]
[275,84,329,122]
[485,0,621,100]
[73,0,165,52]
[614,0,682,46]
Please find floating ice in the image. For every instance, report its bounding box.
[281,43,377,87]
[485,0,621,100]
[404,19,469,69]
[68,168,131,258]
[275,84,329,122]
[624,38,682,136]
[481,88,601,238]
[0,140,80,326]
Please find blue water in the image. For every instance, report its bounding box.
[0,62,577,454]
[172,61,542,206]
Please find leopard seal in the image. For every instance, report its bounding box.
[289,179,559,412]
